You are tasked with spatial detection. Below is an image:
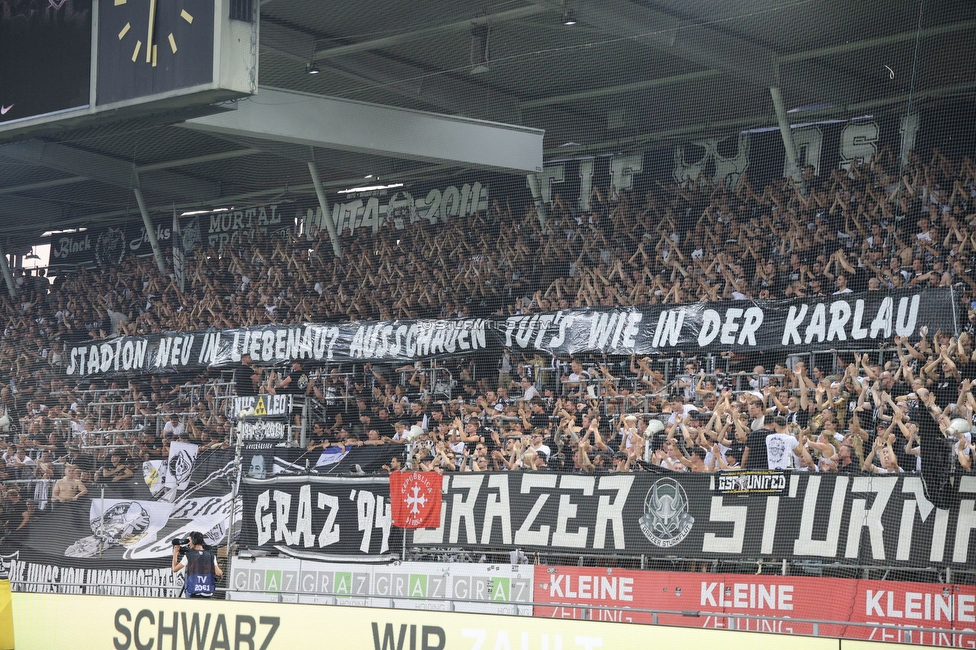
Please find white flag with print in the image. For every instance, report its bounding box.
[167,441,199,492]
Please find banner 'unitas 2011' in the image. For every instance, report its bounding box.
[64,288,956,378]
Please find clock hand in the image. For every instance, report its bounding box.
[146,0,157,63]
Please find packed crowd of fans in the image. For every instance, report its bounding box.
[367,344,975,477]
[0,146,973,533]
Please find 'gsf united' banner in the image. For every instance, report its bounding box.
[64,288,956,378]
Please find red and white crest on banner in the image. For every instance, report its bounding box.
[390,471,443,529]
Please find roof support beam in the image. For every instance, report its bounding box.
[0,195,66,224]
[308,161,342,259]
[0,239,17,299]
[524,18,976,112]
[0,176,87,197]
[562,0,778,87]
[323,53,524,124]
[770,86,799,181]
[134,187,167,276]
[261,22,524,124]
[522,69,723,108]
[532,0,854,107]
[309,7,547,60]
[0,140,220,202]
[780,19,976,64]
[184,88,544,173]
[135,148,262,173]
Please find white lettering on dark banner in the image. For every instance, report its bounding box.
[239,420,287,442]
[243,473,976,567]
[6,556,179,596]
[51,233,92,259]
[781,296,919,346]
[412,474,633,550]
[207,205,285,251]
[536,122,881,204]
[63,289,950,378]
[234,396,290,417]
[303,183,490,239]
[252,485,391,554]
[716,472,787,494]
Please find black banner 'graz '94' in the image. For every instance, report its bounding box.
[241,476,401,561]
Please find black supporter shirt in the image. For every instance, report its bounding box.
[932,375,956,409]
[235,364,256,396]
[744,428,771,470]
[285,369,309,395]
[726,438,747,466]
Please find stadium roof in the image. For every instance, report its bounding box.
[0,0,974,251]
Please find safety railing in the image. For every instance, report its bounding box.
[77,427,147,449]
[178,380,236,407]
[396,546,961,584]
[396,364,455,401]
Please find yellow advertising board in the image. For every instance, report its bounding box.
[9,592,924,650]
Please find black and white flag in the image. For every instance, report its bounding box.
[172,208,185,294]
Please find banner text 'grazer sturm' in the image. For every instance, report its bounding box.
[64,288,955,378]
[241,471,976,567]
[409,472,976,567]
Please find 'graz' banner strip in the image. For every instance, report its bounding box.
[240,476,400,561]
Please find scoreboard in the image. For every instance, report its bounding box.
[0,0,257,138]
[0,1,93,125]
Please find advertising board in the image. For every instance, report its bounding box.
[11,592,840,650]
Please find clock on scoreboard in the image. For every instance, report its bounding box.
[96,0,216,105]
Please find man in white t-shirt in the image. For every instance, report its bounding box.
[563,360,591,396]
[765,416,799,470]
[528,430,551,461]
[519,377,540,402]
[832,274,853,295]
[0,444,17,464]
[666,394,698,425]
[163,415,185,440]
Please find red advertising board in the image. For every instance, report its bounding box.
[534,566,976,647]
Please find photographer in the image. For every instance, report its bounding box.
[172,532,223,598]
